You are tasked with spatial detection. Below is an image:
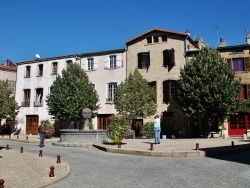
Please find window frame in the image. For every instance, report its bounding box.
[106,82,117,103]
[34,88,43,107]
[25,66,31,78]
[163,80,178,103]
[22,89,31,107]
[37,64,43,77]
[163,49,175,67]
[51,62,58,75]
[138,52,150,69]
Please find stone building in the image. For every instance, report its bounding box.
[125,28,201,137]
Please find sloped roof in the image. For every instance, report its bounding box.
[0,64,17,72]
[126,28,197,47]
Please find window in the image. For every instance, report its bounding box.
[37,64,43,77]
[22,89,30,107]
[148,81,156,89]
[34,88,43,107]
[163,80,178,103]
[104,55,122,69]
[163,49,175,67]
[8,81,16,94]
[110,55,116,69]
[227,57,250,72]
[162,35,168,42]
[25,66,31,78]
[239,84,250,100]
[147,36,152,44]
[138,52,150,68]
[66,60,73,66]
[153,36,159,43]
[106,82,117,103]
[52,62,58,75]
[88,58,94,70]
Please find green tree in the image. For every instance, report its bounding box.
[176,47,242,124]
[114,69,157,121]
[46,63,99,122]
[0,80,19,123]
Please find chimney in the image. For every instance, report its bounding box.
[246,33,250,44]
[219,38,227,47]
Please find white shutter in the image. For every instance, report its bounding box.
[82,58,88,70]
[104,56,109,69]
[94,57,98,70]
[116,54,122,68]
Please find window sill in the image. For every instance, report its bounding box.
[86,69,97,72]
[235,71,249,74]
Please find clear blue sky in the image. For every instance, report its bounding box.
[1,0,250,63]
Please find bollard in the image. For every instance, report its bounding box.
[39,150,43,157]
[231,141,234,148]
[20,147,23,153]
[0,179,4,188]
[195,143,199,150]
[9,135,11,138]
[49,166,55,177]
[26,136,28,140]
[2,134,3,138]
[150,143,154,151]
[57,155,61,163]
[17,135,19,139]
[6,144,9,150]
[117,142,122,148]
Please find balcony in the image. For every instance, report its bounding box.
[34,101,43,107]
[21,101,30,107]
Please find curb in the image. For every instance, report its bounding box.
[93,144,250,158]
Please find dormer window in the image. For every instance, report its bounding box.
[162,35,168,42]
[153,36,159,43]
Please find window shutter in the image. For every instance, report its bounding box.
[82,58,88,70]
[227,58,232,69]
[244,57,250,71]
[171,48,175,66]
[116,55,122,68]
[94,57,98,70]
[138,53,143,68]
[147,52,150,67]
[104,56,109,69]
[163,80,170,103]
[247,84,250,99]
[163,50,168,67]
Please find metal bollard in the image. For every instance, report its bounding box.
[231,141,234,148]
[57,155,61,163]
[9,135,11,138]
[2,134,3,138]
[49,166,55,177]
[17,135,19,139]
[39,150,43,157]
[195,143,199,150]
[150,143,154,151]
[6,144,9,150]
[20,147,23,153]
[0,179,4,188]
[26,136,28,140]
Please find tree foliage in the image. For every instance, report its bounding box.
[46,63,100,121]
[176,47,242,121]
[114,69,157,120]
[0,80,19,123]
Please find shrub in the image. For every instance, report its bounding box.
[106,115,130,144]
[42,120,55,138]
[142,122,154,138]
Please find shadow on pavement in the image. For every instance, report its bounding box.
[200,143,250,165]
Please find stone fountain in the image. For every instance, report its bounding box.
[53,108,106,147]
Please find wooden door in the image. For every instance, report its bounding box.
[228,114,250,136]
[97,114,111,130]
[26,115,39,135]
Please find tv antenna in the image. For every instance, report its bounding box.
[215,25,220,47]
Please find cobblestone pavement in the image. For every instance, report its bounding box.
[0,135,250,188]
